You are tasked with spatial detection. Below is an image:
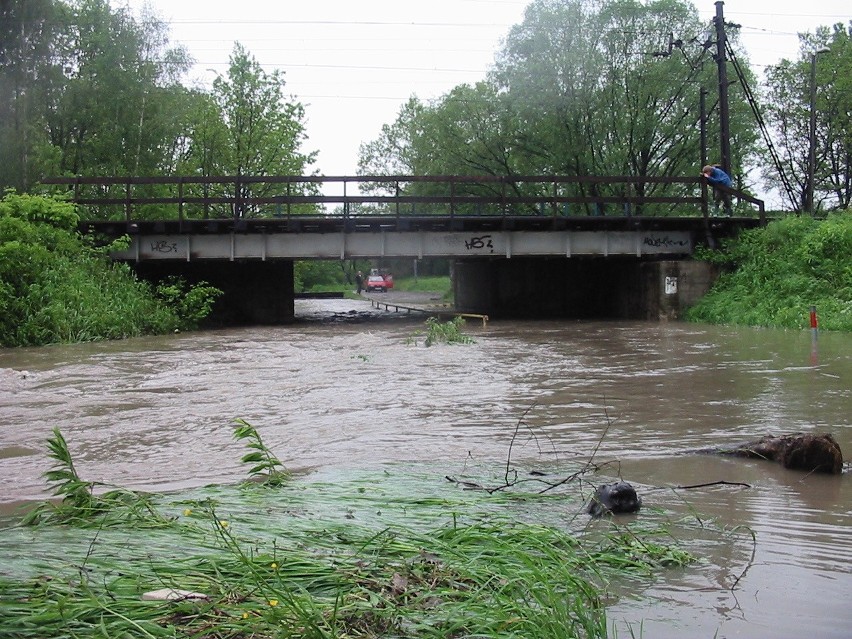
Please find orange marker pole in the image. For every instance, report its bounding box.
[809,306,819,366]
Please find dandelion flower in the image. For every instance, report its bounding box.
[268,599,279,607]
[242,612,249,619]
[219,520,229,528]
[270,562,278,569]
[183,509,192,516]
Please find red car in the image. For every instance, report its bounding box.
[365,274,393,292]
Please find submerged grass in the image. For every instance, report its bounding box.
[0,430,701,638]
[0,473,698,639]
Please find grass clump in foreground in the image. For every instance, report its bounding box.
[409,316,475,347]
[0,427,696,638]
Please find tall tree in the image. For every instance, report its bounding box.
[42,0,192,178]
[0,0,62,191]
[358,97,425,178]
[1,0,194,191]
[211,43,315,177]
[191,43,317,215]
[762,23,852,211]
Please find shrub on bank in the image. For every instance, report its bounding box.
[687,212,852,331]
[0,192,220,347]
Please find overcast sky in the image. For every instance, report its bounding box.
[119,0,850,178]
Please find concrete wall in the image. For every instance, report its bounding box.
[453,257,718,320]
[649,259,721,321]
[133,260,295,325]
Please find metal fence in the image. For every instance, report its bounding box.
[40,174,765,225]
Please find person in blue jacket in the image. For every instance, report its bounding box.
[702,164,733,215]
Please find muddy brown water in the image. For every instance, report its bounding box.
[1,296,850,638]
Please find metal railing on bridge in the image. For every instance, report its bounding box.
[41,174,765,230]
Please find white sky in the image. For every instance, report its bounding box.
[119,0,851,177]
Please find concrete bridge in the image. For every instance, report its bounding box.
[44,174,765,324]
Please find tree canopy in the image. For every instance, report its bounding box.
[359,0,760,211]
[0,0,315,195]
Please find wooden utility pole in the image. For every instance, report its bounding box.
[700,87,709,217]
[714,1,731,175]
[700,88,708,168]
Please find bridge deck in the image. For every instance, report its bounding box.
[79,214,760,237]
[100,218,760,262]
[44,174,764,261]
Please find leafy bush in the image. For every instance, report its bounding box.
[154,276,222,330]
[10,256,180,345]
[0,192,220,346]
[687,212,852,331]
[0,190,79,231]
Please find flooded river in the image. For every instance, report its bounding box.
[1,297,850,638]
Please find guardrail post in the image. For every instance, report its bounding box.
[234,174,242,220]
[202,178,210,220]
[552,180,558,217]
[343,177,349,219]
[178,177,184,231]
[124,178,132,224]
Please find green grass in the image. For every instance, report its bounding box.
[393,275,451,295]
[409,316,475,346]
[0,477,694,639]
[688,212,852,331]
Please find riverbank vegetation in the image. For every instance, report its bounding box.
[0,426,698,639]
[687,212,852,331]
[0,192,221,347]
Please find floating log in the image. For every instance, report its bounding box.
[713,433,843,474]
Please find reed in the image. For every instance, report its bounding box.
[21,428,172,528]
[232,418,291,486]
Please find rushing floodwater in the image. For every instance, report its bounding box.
[1,298,850,638]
